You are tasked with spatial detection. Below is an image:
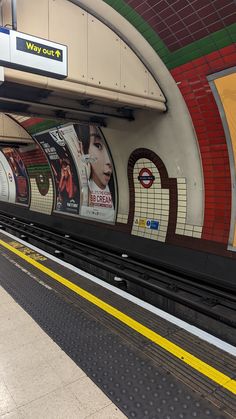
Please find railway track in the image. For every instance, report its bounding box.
[0,212,235,344]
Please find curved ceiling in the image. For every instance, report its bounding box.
[2,0,235,137]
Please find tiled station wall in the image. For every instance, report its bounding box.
[104,0,236,255]
[19,145,54,215]
[171,45,236,245]
[1,1,235,259]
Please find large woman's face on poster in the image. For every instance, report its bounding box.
[89,126,112,189]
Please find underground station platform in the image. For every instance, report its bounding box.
[0,230,235,419]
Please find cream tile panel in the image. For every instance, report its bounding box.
[184,230,193,237]
[175,177,203,238]
[9,1,166,110]
[88,15,120,90]
[178,196,187,201]
[193,226,203,233]
[193,232,202,238]
[176,223,185,229]
[116,213,128,224]
[0,113,31,140]
[148,73,164,101]
[30,179,53,215]
[49,0,88,82]
[176,228,184,234]
[17,0,49,38]
[185,224,194,231]
[132,159,169,242]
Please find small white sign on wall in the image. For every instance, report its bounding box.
[0,27,67,79]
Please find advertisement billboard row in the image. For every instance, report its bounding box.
[34,123,116,223]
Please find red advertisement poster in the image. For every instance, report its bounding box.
[35,130,80,214]
[2,147,30,205]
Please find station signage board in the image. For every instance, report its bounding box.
[0,27,67,79]
[138,168,155,188]
[134,217,159,230]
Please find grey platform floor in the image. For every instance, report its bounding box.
[0,231,235,419]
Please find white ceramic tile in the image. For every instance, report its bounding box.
[67,376,111,417]
[158,230,167,237]
[178,189,187,195]
[184,230,193,237]
[192,232,202,238]
[176,228,184,235]
[178,202,187,208]
[177,213,186,219]
[160,215,169,221]
[150,229,159,236]
[161,210,169,215]
[185,224,194,231]
[193,226,203,232]
[29,336,64,362]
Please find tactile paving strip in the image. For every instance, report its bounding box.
[0,248,229,419]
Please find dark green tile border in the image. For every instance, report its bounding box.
[27,120,59,135]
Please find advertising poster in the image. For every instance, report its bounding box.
[2,148,30,205]
[50,124,116,223]
[0,150,16,203]
[35,130,80,214]
[0,160,9,202]
[213,72,236,248]
[18,144,54,215]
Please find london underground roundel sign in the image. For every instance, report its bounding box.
[138,168,155,188]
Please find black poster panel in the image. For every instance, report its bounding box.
[2,147,30,205]
[36,131,80,214]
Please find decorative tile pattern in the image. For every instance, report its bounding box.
[128,148,178,243]
[125,0,236,51]
[104,0,236,68]
[19,145,54,216]
[171,44,235,244]
[5,2,236,254]
[131,158,169,242]
[175,178,203,238]
[30,178,54,215]
[116,213,129,223]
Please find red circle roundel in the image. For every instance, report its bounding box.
[138,168,155,188]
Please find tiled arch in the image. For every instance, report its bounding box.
[127,148,178,241]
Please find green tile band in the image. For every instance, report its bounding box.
[27,120,59,135]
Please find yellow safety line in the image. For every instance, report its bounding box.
[0,238,236,395]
